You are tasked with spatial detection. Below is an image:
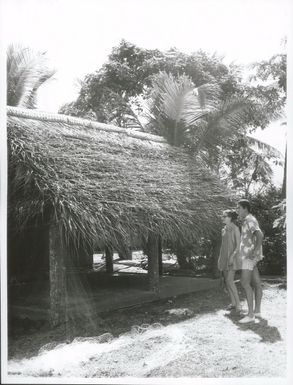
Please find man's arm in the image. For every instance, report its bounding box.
[254,229,264,248]
[248,229,263,259]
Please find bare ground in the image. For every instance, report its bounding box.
[7,278,286,378]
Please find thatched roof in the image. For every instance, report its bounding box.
[7,106,233,252]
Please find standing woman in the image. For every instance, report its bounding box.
[218,210,242,312]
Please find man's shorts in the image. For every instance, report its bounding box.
[241,258,258,271]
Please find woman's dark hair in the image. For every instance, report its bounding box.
[223,210,238,223]
[238,199,251,212]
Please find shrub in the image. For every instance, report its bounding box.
[249,188,286,275]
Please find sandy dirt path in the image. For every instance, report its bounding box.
[7,282,286,378]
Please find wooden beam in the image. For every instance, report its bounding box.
[147,232,160,293]
[49,224,67,327]
[105,246,114,274]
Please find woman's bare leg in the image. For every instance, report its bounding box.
[223,271,236,306]
[226,270,241,309]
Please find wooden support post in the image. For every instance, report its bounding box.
[158,236,163,276]
[105,246,114,274]
[49,224,67,327]
[147,232,160,293]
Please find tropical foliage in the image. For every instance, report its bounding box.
[59,40,242,127]
[250,188,286,275]
[247,45,287,194]
[273,198,286,235]
[7,43,55,108]
[143,71,284,196]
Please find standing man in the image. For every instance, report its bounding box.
[237,199,264,323]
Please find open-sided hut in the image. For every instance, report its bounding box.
[7,106,232,325]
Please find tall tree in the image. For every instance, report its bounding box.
[59,40,241,127]
[248,51,287,197]
[59,40,285,137]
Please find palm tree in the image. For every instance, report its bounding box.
[145,72,220,146]
[145,71,283,179]
[7,43,56,108]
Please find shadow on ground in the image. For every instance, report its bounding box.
[8,279,285,359]
[8,286,229,359]
[224,310,282,343]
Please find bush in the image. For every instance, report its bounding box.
[164,187,286,276]
[165,237,218,275]
[249,188,286,275]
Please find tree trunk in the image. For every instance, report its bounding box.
[118,246,132,260]
[147,232,160,293]
[281,143,287,198]
[49,224,67,327]
[176,253,191,269]
[175,242,193,269]
[77,248,93,268]
[105,246,114,274]
[158,236,163,276]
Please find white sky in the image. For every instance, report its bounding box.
[1,0,291,183]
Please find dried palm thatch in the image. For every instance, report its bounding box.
[7,106,233,255]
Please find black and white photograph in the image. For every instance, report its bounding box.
[0,0,292,383]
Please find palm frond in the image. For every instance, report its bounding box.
[182,84,220,126]
[148,72,222,133]
[150,72,193,123]
[246,135,284,161]
[187,97,252,154]
[7,43,56,108]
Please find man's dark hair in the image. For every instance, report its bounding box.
[223,209,238,223]
[238,199,251,212]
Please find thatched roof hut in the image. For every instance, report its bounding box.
[7,106,232,253]
[7,106,235,325]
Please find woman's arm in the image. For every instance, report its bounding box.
[229,227,240,265]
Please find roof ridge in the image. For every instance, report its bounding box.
[7,106,167,144]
